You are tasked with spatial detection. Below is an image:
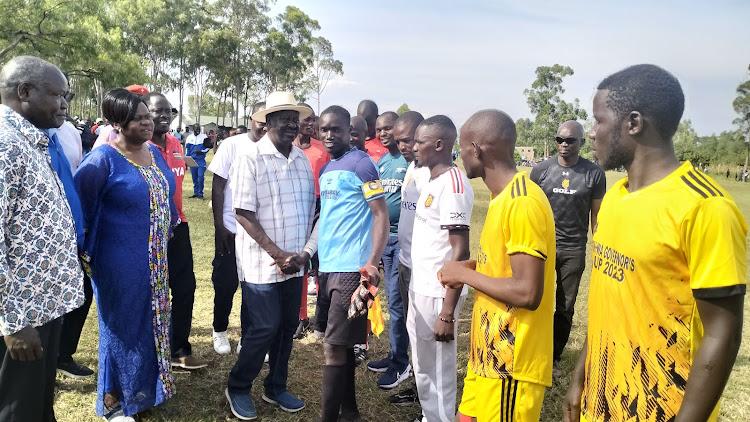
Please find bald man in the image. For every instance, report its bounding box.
[357,100,388,160]
[409,115,474,422]
[529,120,605,377]
[0,56,85,421]
[439,110,556,422]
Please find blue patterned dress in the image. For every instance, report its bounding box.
[73,143,177,417]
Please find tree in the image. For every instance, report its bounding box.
[254,6,320,97]
[515,117,534,147]
[674,119,707,164]
[0,0,98,61]
[188,93,220,118]
[303,36,343,114]
[397,103,410,115]
[524,65,588,158]
[732,65,750,171]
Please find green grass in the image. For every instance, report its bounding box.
[55,160,750,421]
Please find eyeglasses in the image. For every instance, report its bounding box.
[63,92,75,103]
[555,137,579,144]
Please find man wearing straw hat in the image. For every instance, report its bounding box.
[224,91,316,420]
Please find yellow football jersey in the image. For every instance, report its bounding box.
[582,162,747,422]
[470,171,557,386]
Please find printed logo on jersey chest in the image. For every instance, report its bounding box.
[553,178,577,194]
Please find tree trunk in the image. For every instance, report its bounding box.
[178,56,184,130]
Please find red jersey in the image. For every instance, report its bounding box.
[149,134,188,223]
[365,137,388,161]
[300,138,331,197]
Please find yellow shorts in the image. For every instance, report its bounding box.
[458,364,545,422]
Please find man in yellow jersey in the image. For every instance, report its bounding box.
[439,109,556,422]
[562,64,747,422]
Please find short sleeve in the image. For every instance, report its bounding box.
[504,196,550,260]
[355,156,384,202]
[229,151,258,212]
[208,140,234,179]
[683,197,748,299]
[591,166,607,200]
[529,164,542,184]
[438,185,473,230]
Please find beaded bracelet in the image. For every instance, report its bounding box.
[438,315,456,323]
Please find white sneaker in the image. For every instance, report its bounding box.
[307,275,316,296]
[213,330,231,355]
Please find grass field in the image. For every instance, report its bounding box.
[55,157,750,421]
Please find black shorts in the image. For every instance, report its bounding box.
[319,272,367,346]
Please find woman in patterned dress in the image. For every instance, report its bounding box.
[74,89,177,422]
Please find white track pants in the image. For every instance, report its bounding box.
[407,290,466,422]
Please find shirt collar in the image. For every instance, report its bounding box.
[0,105,51,148]
[257,134,304,162]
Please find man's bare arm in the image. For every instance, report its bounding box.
[362,197,389,286]
[435,229,470,342]
[440,253,545,310]
[590,199,602,234]
[563,338,588,422]
[212,175,234,254]
[674,294,744,422]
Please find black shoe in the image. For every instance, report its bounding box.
[57,359,94,379]
[293,318,310,339]
[388,386,419,406]
[353,345,367,366]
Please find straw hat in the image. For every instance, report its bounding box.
[251,91,312,123]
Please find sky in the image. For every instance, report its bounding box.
[258,0,750,136]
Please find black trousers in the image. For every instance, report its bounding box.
[168,222,197,357]
[58,271,93,363]
[553,249,587,361]
[211,237,249,337]
[0,318,62,422]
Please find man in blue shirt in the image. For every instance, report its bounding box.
[184,123,210,198]
[367,111,412,389]
[299,105,389,422]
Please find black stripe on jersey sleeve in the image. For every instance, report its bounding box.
[693,170,724,197]
[521,176,527,196]
[440,224,469,230]
[681,175,709,198]
[693,284,746,299]
[688,171,718,197]
[515,178,522,197]
[535,250,548,260]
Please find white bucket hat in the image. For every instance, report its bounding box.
[251,91,312,123]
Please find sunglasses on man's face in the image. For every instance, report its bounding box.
[555,137,579,144]
[63,92,75,103]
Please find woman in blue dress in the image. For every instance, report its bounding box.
[74,88,177,422]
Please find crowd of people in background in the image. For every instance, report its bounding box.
[0,54,746,422]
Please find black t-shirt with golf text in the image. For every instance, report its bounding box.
[530,157,606,251]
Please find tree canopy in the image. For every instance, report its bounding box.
[0,0,342,126]
[522,64,587,158]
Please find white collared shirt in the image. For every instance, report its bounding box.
[229,134,316,284]
[208,133,253,234]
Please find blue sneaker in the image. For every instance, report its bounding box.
[366,357,390,373]
[377,364,412,389]
[262,390,305,413]
[225,388,257,420]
